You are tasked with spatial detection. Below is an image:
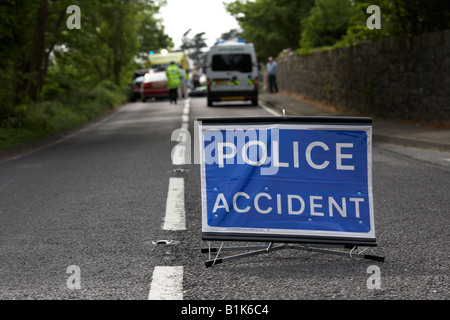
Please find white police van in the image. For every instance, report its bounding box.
[205,40,259,107]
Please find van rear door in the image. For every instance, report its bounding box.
[211,53,254,94]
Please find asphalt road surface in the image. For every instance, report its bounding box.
[0,97,448,303]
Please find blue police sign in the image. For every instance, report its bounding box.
[199,117,376,246]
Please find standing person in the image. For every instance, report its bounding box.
[266,56,278,94]
[178,64,187,99]
[166,61,181,104]
[192,65,202,89]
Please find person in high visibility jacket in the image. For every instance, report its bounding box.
[166,61,181,104]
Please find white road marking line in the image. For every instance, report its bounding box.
[183,99,190,114]
[163,177,186,231]
[148,266,184,300]
[181,122,189,130]
[150,99,190,301]
[260,102,281,116]
[182,98,190,120]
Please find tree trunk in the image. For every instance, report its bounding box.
[27,0,48,101]
[38,7,66,97]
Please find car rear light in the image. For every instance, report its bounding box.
[254,77,258,89]
[207,77,211,90]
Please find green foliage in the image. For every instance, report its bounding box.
[180,29,208,65]
[0,80,126,150]
[220,28,243,42]
[300,0,357,49]
[0,0,171,149]
[57,0,172,88]
[226,0,450,59]
[367,0,450,37]
[226,0,314,62]
[139,6,174,53]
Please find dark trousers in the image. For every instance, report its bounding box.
[268,74,278,93]
[169,88,178,103]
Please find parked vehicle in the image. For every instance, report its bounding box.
[148,50,189,98]
[205,40,259,107]
[129,75,144,102]
[189,86,207,97]
[134,68,150,78]
[141,72,169,101]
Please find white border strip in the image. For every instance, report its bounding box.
[199,123,375,240]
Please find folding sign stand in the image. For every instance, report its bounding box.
[201,242,385,268]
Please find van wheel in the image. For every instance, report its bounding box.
[251,97,258,106]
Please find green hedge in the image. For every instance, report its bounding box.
[0,81,126,150]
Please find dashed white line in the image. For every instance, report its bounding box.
[183,99,190,117]
[163,177,186,231]
[181,122,189,130]
[182,114,189,123]
[148,266,184,300]
[183,101,190,115]
[149,99,191,300]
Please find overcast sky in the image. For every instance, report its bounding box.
[157,0,241,49]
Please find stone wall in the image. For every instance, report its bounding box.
[276,30,450,123]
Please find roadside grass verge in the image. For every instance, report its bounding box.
[0,81,127,150]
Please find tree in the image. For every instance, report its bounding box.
[219,28,243,42]
[0,0,68,103]
[300,0,357,49]
[225,0,314,62]
[180,29,208,65]
[375,0,450,37]
[0,0,41,117]
[334,0,450,49]
[0,0,172,124]
[137,7,173,66]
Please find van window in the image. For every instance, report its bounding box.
[212,54,252,73]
